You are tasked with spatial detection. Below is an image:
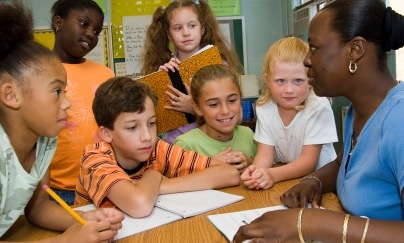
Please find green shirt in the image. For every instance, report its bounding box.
[174,125,257,159]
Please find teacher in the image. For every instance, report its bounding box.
[233,0,404,242]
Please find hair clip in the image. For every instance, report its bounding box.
[194,0,200,5]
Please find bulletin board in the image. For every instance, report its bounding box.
[110,1,247,75]
[110,0,171,76]
[217,16,248,74]
[33,26,112,68]
[122,15,152,75]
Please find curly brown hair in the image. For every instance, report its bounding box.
[140,0,243,75]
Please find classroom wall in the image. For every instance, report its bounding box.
[240,0,286,75]
[24,0,287,77]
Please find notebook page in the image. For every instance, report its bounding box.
[155,190,244,218]
[207,205,288,241]
[75,204,182,240]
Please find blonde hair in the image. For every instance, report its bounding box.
[140,0,243,75]
[257,37,309,110]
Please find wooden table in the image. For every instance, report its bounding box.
[1,179,344,242]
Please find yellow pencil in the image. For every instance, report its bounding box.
[43,184,87,225]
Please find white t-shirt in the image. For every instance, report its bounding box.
[254,90,338,169]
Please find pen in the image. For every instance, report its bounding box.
[242,220,249,225]
[43,184,87,225]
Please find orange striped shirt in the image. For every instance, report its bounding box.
[75,139,211,207]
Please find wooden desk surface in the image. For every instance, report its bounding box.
[1,179,344,242]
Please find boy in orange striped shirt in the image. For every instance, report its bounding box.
[75,77,240,218]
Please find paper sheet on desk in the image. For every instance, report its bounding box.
[207,205,289,242]
[208,204,321,242]
[75,204,182,240]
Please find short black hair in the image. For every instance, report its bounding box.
[51,0,104,32]
[322,0,404,63]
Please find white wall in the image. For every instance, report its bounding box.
[389,0,404,81]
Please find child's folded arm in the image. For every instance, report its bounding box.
[159,161,239,194]
[107,169,162,218]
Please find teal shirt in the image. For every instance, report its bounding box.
[174,125,257,159]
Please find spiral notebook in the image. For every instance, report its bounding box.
[136,45,223,134]
[76,190,243,240]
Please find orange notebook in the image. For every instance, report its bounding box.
[136,45,222,134]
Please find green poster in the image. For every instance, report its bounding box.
[94,0,107,13]
[209,0,240,16]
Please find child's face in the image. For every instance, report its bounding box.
[194,77,242,140]
[107,97,157,167]
[168,7,203,58]
[57,9,103,59]
[21,59,71,138]
[266,61,310,111]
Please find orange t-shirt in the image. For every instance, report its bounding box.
[50,60,115,190]
[75,139,211,208]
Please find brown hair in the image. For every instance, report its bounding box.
[92,77,157,130]
[141,0,242,75]
[191,64,241,124]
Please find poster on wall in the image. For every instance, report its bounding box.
[110,0,171,76]
[209,0,240,16]
[110,0,171,59]
[94,0,107,13]
[122,15,152,75]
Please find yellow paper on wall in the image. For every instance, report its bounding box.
[110,0,171,59]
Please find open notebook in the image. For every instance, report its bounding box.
[76,189,243,240]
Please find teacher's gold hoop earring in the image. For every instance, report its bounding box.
[349,61,357,74]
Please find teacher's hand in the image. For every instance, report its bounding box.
[281,177,322,209]
[233,208,301,243]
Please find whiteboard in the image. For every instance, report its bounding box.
[122,15,152,75]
